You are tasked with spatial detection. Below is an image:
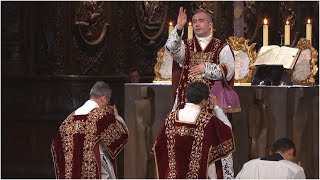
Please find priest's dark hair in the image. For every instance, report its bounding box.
[90,81,112,98]
[272,137,296,156]
[186,81,209,104]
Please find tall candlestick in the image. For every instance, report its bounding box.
[284,20,290,45]
[168,22,173,37]
[188,22,193,39]
[306,19,312,44]
[263,18,268,46]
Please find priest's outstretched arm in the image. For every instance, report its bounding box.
[165,26,186,65]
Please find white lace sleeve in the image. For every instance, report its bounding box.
[165,26,185,66]
[203,62,223,80]
[203,45,235,81]
[221,154,234,179]
[213,106,232,128]
[115,115,128,131]
[219,45,235,81]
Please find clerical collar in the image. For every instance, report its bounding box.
[195,34,213,43]
[74,100,100,115]
[185,103,201,111]
[260,153,284,161]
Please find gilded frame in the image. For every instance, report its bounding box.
[292,38,318,85]
[227,36,257,83]
[154,47,172,81]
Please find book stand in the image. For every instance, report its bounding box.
[252,65,292,86]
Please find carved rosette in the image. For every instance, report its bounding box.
[292,38,318,85]
[227,36,257,83]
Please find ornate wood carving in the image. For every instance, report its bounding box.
[130,2,168,76]
[135,2,168,41]
[243,1,263,46]
[53,2,65,75]
[113,4,127,75]
[220,1,234,41]
[73,1,111,75]
[2,2,23,75]
[74,1,109,45]
[193,1,217,17]
[72,36,106,75]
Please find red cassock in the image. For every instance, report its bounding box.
[153,110,235,179]
[51,108,128,179]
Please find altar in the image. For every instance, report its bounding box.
[124,83,319,178]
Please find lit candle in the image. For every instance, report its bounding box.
[263,18,268,46]
[306,19,312,44]
[188,22,193,39]
[284,20,290,45]
[168,22,173,37]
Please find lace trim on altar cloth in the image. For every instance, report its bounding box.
[221,154,234,179]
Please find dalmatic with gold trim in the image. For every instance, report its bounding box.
[51,108,128,179]
[172,37,236,112]
[153,110,235,179]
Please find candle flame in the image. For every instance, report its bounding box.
[188,22,192,26]
[264,18,268,25]
[169,22,173,26]
[307,19,311,24]
[286,20,289,25]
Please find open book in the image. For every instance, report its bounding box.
[254,45,301,69]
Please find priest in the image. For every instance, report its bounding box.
[153,81,235,179]
[51,81,129,179]
[236,137,305,179]
[166,7,239,113]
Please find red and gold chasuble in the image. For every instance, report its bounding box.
[153,110,235,179]
[172,37,232,111]
[51,108,128,179]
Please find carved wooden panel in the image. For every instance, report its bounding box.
[52,2,65,74]
[2,2,23,75]
[135,2,168,41]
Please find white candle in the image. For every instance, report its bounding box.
[306,19,312,44]
[284,20,290,45]
[188,22,193,39]
[169,22,173,37]
[263,18,268,46]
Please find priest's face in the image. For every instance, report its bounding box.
[98,95,109,109]
[284,148,296,162]
[192,12,213,37]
